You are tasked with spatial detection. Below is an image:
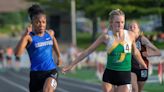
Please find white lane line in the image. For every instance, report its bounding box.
[9,72,69,92]
[60,80,102,92]
[0,76,29,92]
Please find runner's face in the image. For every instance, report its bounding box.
[32,14,46,33]
[111,15,125,32]
[128,22,140,37]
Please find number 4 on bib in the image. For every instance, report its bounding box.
[124,44,131,53]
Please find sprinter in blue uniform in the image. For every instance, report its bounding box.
[15,4,62,92]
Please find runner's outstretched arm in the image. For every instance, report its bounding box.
[62,33,108,73]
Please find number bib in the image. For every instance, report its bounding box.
[136,40,142,51]
[141,70,148,78]
[124,43,131,53]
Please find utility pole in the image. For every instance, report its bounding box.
[71,0,76,46]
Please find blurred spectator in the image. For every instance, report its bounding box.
[158,32,164,42]
[5,46,13,69]
[96,52,107,80]
[0,46,5,71]
[67,44,79,72]
[67,44,78,63]
[100,21,108,33]
[86,51,97,68]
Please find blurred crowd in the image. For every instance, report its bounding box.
[145,33,164,42]
[61,44,107,80]
[0,45,21,72]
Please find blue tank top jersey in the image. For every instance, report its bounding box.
[27,31,57,71]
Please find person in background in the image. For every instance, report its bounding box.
[0,46,5,71]
[67,44,79,72]
[128,20,161,92]
[6,46,13,69]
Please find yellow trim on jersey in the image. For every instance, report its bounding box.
[107,41,119,54]
[117,53,126,62]
[120,41,125,45]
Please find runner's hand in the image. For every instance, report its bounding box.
[140,64,148,69]
[61,65,73,74]
[24,24,32,35]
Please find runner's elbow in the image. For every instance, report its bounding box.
[14,50,22,57]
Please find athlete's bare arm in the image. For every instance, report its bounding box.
[129,31,147,69]
[48,29,62,67]
[62,33,109,73]
[15,26,32,56]
[141,36,161,57]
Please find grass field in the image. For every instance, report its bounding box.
[77,32,107,51]
[60,68,101,83]
[61,68,164,92]
[144,83,164,92]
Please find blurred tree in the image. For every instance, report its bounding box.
[27,0,70,12]
[0,12,22,26]
[27,0,164,41]
[76,0,164,40]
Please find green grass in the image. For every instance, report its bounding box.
[77,32,106,51]
[77,32,92,49]
[144,83,164,92]
[0,24,23,36]
[143,31,159,36]
[153,41,164,49]
[152,70,158,76]
[0,26,12,34]
[60,68,101,83]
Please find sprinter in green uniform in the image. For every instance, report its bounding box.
[62,9,147,92]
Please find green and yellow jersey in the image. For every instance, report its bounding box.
[106,30,132,71]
